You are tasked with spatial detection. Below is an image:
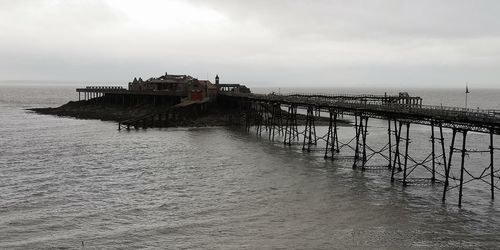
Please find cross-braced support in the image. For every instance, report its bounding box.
[440,128,498,206]
[302,106,316,152]
[397,122,448,186]
[324,109,339,159]
[353,115,361,168]
[442,128,457,202]
[390,121,441,186]
[284,105,299,146]
[353,115,369,169]
[391,120,403,182]
[230,96,500,207]
[275,104,284,136]
[269,103,282,141]
[255,103,264,136]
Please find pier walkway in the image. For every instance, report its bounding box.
[222,92,500,134]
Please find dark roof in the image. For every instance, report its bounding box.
[199,80,217,90]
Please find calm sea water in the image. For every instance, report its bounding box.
[1,84,500,249]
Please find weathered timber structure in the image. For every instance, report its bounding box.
[216,92,500,207]
[76,72,500,207]
[75,73,254,128]
[76,73,220,105]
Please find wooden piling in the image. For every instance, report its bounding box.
[443,128,457,202]
[458,130,468,206]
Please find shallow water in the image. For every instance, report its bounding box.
[1,85,500,249]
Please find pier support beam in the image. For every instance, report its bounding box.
[353,115,361,169]
[388,119,392,169]
[255,103,262,136]
[439,123,448,179]
[284,105,299,145]
[302,106,315,152]
[312,108,317,145]
[490,128,495,200]
[324,109,339,159]
[276,104,283,136]
[458,130,468,207]
[403,122,411,186]
[391,121,403,182]
[431,123,436,183]
[361,116,369,170]
[325,110,333,159]
[268,103,282,141]
[352,115,368,169]
[443,128,457,202]
[244,101,252,133]
[334,113,339,154]
[269,103,276,141]
[284,105,293,145]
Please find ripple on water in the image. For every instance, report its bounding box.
[2,87,500,248]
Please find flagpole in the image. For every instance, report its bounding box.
[465,82,469,109]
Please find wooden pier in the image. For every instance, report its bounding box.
[80,82,499,207]
[219,92,500,206]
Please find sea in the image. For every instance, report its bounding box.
[1,84,500,249]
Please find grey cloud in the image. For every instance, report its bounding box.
[1,0,500,88]
[190,0,500,39]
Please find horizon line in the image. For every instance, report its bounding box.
[1,79,498,90]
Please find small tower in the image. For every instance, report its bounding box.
[215,74,220,93]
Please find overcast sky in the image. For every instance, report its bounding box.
[1,0,500,88]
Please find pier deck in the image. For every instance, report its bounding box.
[222,92,500,134]
[76,86,186,101]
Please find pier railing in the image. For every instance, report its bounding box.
[287,92,422,100]
[85,86,125,89]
